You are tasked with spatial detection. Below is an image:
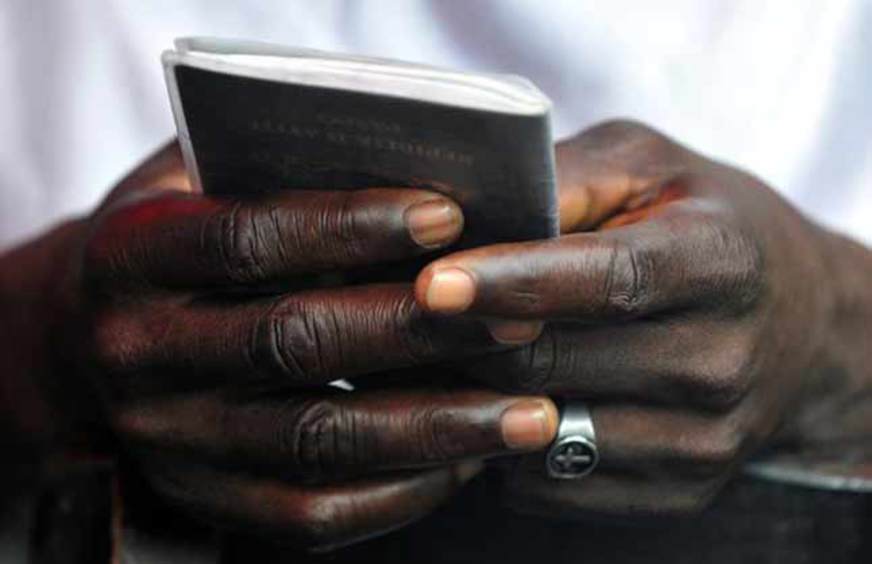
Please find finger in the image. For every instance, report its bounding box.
[590,404,751,479]
[415,203,762,322]
[96,284,506,390]
[115,388,558,480]
[86,187,463,290]
[465,317,756,411]
[502,458,723,518]
[145,459,482,552]
[100,140,192,210]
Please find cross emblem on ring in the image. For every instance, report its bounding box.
[552,443,592,471]
[547,438,597,478]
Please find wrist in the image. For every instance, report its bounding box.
[780,224,872,447]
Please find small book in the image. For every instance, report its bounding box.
[162,37,558,248]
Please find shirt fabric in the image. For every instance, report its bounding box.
[1,0,871,251]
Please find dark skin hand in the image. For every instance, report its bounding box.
[0,142,559,551]
[416,120,872,517]
[5,121,870,553]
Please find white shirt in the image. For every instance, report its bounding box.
[1,0,870,250]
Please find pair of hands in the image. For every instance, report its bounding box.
[12,120,849,550]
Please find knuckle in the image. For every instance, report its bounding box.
[693,218,766,313]
[325,192,361,248]
[252,298,331,383]
[726,232,766,312]
[208,201,268,283]
[311,192,366,266]
[604,240,653,317]
[570,119,692,180]
[407,405,455,462]
[701,371,748,412]
[578,119,673,154]
[282,399,351,478]
[707,369,752,412]
[686,334,756,410]
[683,427,744,471]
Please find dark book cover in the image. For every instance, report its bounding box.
[171,64,558,250]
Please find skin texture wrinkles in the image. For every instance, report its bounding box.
[2,120,872,552]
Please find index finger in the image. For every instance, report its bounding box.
[86,187,463,291]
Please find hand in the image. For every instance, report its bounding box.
[414,120,860,517]
[0,141,558,550]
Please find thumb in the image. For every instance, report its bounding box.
[103,139,192,208]
[556,120,685,233]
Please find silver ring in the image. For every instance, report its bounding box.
[546,402,599,479]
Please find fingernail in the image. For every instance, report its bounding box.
[455,460,484,483]
[405,199,463,249]
[501,399,559,450]
[424,268,475,314]
[487,320,544,344]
